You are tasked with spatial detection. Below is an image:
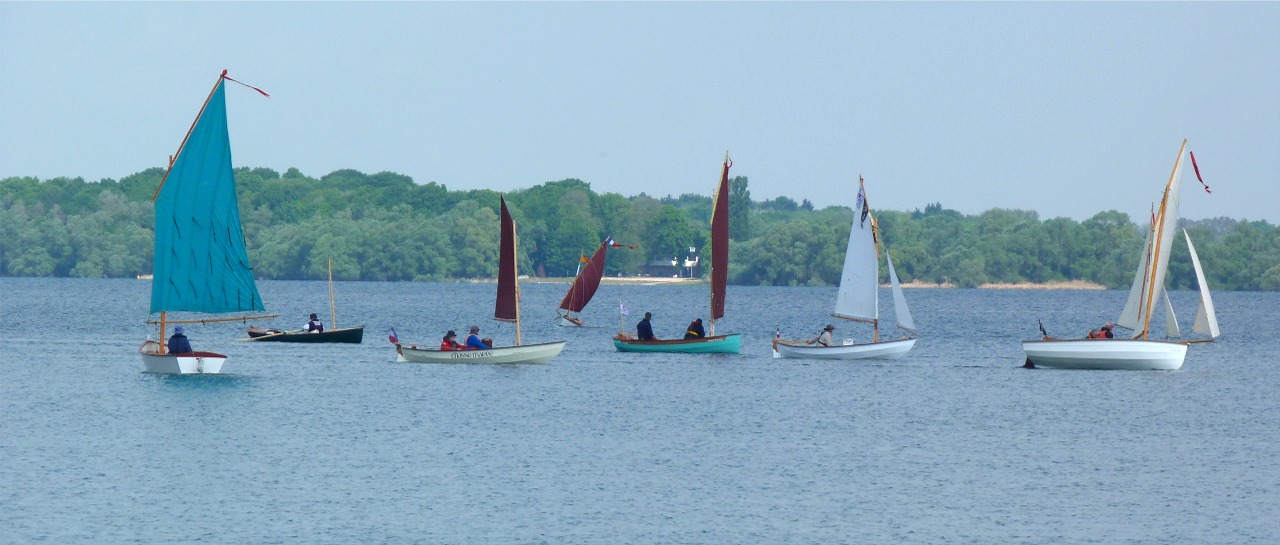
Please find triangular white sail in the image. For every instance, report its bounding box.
[1184,229,1220,338]
[1162,288,1180,338]
[1144,144,1187,330]
[1117,223,1154,331]
[885,250,916,333]
[833,182,878,322]
[1117,140,1188,337]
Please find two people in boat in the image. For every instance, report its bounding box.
[633,313,708,341]
[440,326,493,350]
[1086,322,1115,339]
[807,324,835,347]
[307,313,324,333]
[167,325,193,354]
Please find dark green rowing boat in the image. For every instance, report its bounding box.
[247,326,365,344]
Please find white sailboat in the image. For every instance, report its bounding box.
[139,71,277,374]
[774,176,917,360]
[1023,139,1220,370]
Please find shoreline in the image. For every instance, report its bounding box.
[130,276,1111,289]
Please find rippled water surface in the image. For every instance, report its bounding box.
[2,278,1278,543]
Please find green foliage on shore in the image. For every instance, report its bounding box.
[3,170,1278,290]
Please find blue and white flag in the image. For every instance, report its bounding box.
[619,299,630,316]
[856,185,869,229]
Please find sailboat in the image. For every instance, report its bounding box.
[139,71,278,374]
[395,196,566,364]
[555,239,609,327]
[1022,139,1220,370]
[246,258,366,343]
[773,176,917,360]
[612,153,742,354]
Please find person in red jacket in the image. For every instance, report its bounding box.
[439,330,462,350]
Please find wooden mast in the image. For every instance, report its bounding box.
[329,257,337,330]
[1140,139,1187,339]
[865,175,882,344]
[514,219,522,346]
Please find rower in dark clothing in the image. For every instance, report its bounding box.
[637,312,657,341]
[684,318,705,339]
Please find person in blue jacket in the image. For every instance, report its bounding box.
[168,325,193,354]
[465,325,491,349]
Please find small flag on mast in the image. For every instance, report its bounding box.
[619,300,629,316]
[607,236,637,250]
[1189,151,1211,194]
[388,327,400,345]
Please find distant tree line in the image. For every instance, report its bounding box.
[2,168,1278,290]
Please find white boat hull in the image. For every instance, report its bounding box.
[556,314,584,327]
[396,341,566,364]
[774,338,916,360]
[1021,338,1188,370]
[139,340,227,374]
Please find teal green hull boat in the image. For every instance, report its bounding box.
[613,334,741,354]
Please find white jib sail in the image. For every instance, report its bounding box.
[885,250,916,333]
[1162,288,1180,338]
[1117,225,1154,330]
[1184,229,1220,337]
[833,183,878,322]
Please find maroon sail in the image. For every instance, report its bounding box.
[710,156,731,321]
[558,241,608,313]
[494,196,518,322]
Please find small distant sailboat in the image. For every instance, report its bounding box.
[556,236,633,326]
[773,175,917,360]
[1023,139,1219,370]
[395,196,566,364]
[139,71,277,374]
[247,258,365,343]
[613,153,741,354]
[556,240,608,327]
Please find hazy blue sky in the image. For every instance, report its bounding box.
[3,2,1277,222]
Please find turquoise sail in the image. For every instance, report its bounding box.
[150,80,265,314]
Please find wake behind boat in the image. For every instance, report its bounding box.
[394,196,565,364]
[1023,139,1220,370]
[774,175,917,360]
[139,71,277,374]
[613,153,741,354]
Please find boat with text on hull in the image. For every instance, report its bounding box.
[393,195,565,364]
[1023,139,1219,371]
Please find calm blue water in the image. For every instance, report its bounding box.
[2,277,1278,544]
